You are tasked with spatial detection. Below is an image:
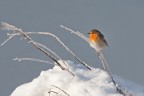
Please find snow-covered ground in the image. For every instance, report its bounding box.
[11,60,144,96]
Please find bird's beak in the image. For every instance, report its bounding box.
[87,32,90,34]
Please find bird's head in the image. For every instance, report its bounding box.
[88,29,100,41]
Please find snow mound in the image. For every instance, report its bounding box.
[11,60,144,96]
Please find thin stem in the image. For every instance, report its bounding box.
[1,22,74,76]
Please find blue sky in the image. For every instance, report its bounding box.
[0,0,144,96]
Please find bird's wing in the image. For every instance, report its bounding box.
[99,33,108,46]
[104,38,108,46]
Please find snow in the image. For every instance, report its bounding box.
[11,60,144,96]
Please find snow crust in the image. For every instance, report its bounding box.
[11,60,144,96]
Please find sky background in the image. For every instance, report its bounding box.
[0,0,144,96]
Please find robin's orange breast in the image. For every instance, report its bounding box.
[89,33,99,43]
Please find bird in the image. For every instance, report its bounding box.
[88,29,108,51]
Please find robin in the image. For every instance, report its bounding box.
[88,29,108,50]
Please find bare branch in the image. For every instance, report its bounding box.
[50,85,70,96]
[8,32,92,70]
[60,25,105,68]
[7,33,68,69]
[48,89,58,96]
[1,24,18,46]
[1,22,74,76]
[60,25,129,95]
[1,34,15,46]
[33,41,68,69]
[13,57,54,65]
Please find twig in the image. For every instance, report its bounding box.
[1,22,74,76]
[8,32,92,70]
[60,25,106,69]
[6,33,68,69]
[51,85,70,96]
[48,90,58,96]
[13,57,54,65]
[32,41,68,69]
[1,34,15,46]
[60,25,129,95]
